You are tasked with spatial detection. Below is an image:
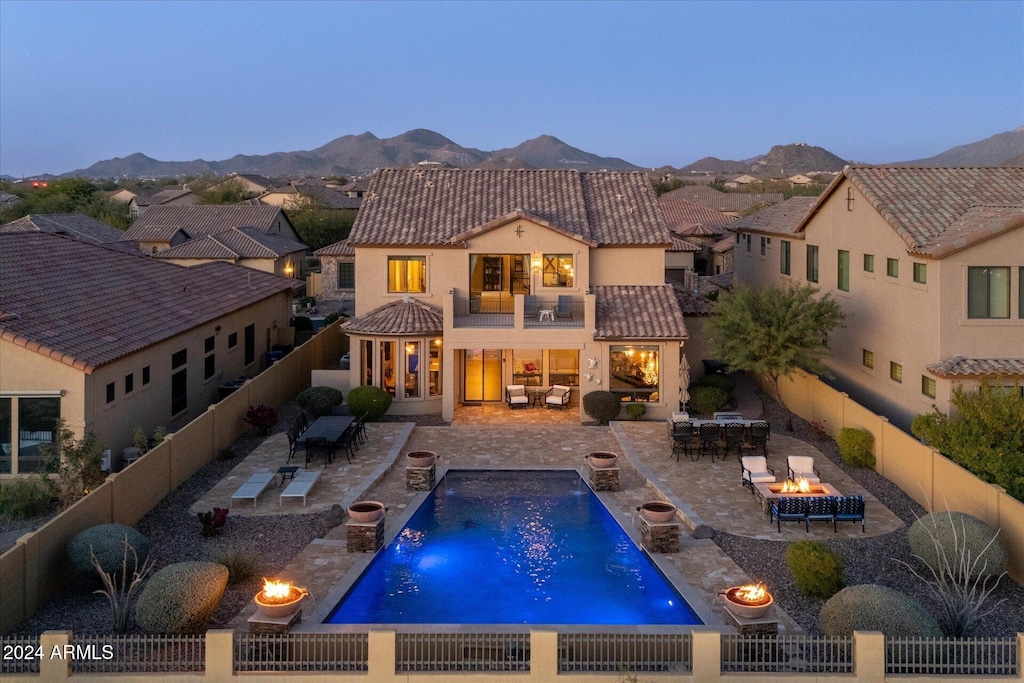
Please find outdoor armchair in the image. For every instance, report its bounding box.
[740,455,775,492]
[545,384,571,409]
[834,495,866,532]
[506,384,529,409]
[787,455,821,483]
[555,295,573,320]
[770,497,806,532]
[805,496,836,532]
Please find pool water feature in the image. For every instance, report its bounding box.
[325,469,702,625]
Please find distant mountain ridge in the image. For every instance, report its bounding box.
[898,127,1024,166]
[678,143,847,176]
[67,130,639,179]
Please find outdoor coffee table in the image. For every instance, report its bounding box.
[527,388,547,407]
[752,481,842,515]
[277,466,300,487]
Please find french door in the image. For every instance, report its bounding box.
[463,349,502,402]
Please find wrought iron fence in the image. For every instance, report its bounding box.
[234,632,368,672]
[558,633,692,672]
[68,633,205,673]
[396,632,530,672]
[0,635,42,674]
[720,635,853,674]
[886,637,1018,676]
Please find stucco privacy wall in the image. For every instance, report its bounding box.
[766,368,1024,583]
[0,322,345,634]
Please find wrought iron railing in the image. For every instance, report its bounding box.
[234,632,368,672]
[0,635,42,674]
[559,633,692,672]
[886,636,1018,676]
[68,633,205,673]
[525,298,585,327]
[720,634,853,673]
[453,297,514,327]
[396,632,530,672]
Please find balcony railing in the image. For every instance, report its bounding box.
[525,298,585,328]
[452,295,585,328]
[453,297,513,328]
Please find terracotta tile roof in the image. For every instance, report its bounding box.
[315,238,354,257]
[669,235,701,252]
[669,282,713,316]
[926,355,1024,378]
[660,185,784,212]
[131,225,190,242]
[295,185,362,210]
[659,198,737,232]
[730,196,818,236]
[152,227,306,260]
[711,237,734,253]
[340,297,443,336]
[134,188,193,206]
[123,205,289,241]
[349,168,671,246]
[674,223,723,237]
[798,166,1024,258]
[592,285,688,339]
[705,272,734,289]
[0,232,300,372]
[0,213,125,244]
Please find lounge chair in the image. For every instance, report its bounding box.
[524,295,538,319]
[230,472,275,508]
[740,455,775,492]
[545,384,571,409]
[506,384,529,409]
[770,497,806,532]
[805,496,836,532]
[280,470,322,506]
[788,455,821,483]
[834,495,866,532]
[555,295,573,320]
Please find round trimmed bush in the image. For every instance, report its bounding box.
[908,511,1008,578]
[695,374,735,393]
[347,385,393,421]
[583,391,621,425]
[297,386,344,417]
[786,540,845,598]
[688,385,730,415]
[135,561,228,634]
[819,584,942,636]
[836,428,875,468]
[68,524,151,576]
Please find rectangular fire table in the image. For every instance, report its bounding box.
[751,481,842,515]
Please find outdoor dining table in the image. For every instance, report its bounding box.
[296,416,354,445]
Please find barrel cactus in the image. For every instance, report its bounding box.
[135,561,228,633]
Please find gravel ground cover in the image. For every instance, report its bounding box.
[713,386,1024,637]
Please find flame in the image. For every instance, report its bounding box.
[779,478,812,493]
[261,579,294,600]
[734,583,768,604]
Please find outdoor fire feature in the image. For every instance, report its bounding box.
[348,500,385,523]
[586,451,618,468]
[771,478,828,495]
[638,501,677,523]
[721,583,773,619]
[406,451,437,467]
[255,579,309,619]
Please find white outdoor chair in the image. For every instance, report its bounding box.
[280,470,322,507]
[741,455,776,492]
[787,455,821,484]
[545,384,571,409]
[230,472,275,508]
[506,384,529,409]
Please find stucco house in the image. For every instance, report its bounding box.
[733,166,1024,429]
[202,173,281,197]
[334,168,708,422]
[314,238,355,304]
[128,188,198,218]
[0,213,126,245]
[0,232,300,476]
[151,226,307,278]
[659,184,784,218]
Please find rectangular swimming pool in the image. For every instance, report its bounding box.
[325,469,703,625]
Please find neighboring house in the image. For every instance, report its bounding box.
[0,191,25,208]
[660,185,784,217]
[710,237,735,276]
[338,177,371,199]
[107,188,138,203]
[734,166,1024,430]
[336,168,699,422]
[129,188,199,218]
[788,174,814,185]
[659,198,737,276]
[151,226,307,278]
[259,182,362,211]
[123,205,302,243]
[666,235,700,283]
[0,213,125,245]
[203,173,280,197]
[728,174,760,186]
[315,238,355,303]
[0,232,300,476]
[730,196,819,265]
[131,225,191,254]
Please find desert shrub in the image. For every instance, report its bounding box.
[688,385,730,415]
[243,404,278,436]
[626,403,646,421]
[696,374,735,393]
[347,385,392,421]
[583,391,620,425]
[323,311,346,325]
[197,508,229,538]
[908,511,1008,578]
[836,428,875,468]
[211,544,259,585]
[0,475,57,518]
[297,386,344,417]
[68,524,151,575]
[291,315,313,331]
[786,540,845,598]
[819,584,942,636]
[135,561,228,634]
[92,535,155,633]
[39,419,106,509]
[218,447,236,461]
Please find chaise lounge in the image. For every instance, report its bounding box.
[280,470,322,507]
[230,472,275,508]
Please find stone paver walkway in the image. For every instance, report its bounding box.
[452,401,582,425]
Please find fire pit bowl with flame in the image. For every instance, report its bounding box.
[770,478,828,495]
[255,579,309,619]
[720,583,773,619]
[348,500,385,523]
[586,451,618,469]
[406,451,437,468]
[638,501,677,523]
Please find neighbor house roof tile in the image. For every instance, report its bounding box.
[926,355,1024,378]
[122,205,288,241]
[660,185,784,212]
[711,237,734,253]
[0,232,300,372]
[669,235,701,252]
[0,213,125,244]
[669,282,713,316]
[153,227,306,260]
[340,297,443,336]
[315,238,355,257]
[592,285,688,339]
[659,198,737,232]
[730,196,818,236]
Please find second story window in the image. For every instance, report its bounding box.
[967,266,1010,319]
[913,262,927,284]
[388,256,426,293]
[838,250,850,292]
[780,240,791,275]
[922,375,936,399]
[806,245,819,283]
[890,361,903,384]
[760,236,767,256]
[862,349,874,369]
[338,262,355,290]
[543,254,574,287]
[886,258,899,278]
[863,254,874,272]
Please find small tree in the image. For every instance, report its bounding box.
[40,420,107,509]
[706,283,844,430]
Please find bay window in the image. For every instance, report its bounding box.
[609,345,660,402]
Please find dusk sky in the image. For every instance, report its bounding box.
[1,1,1022,177]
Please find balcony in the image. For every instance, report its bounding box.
[450,293,591,330]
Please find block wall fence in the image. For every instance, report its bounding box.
[0,322,347,634]
[762,368,1024,583]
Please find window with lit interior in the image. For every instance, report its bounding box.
[609,345,660,402]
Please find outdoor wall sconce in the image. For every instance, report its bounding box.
[284,262,294,276]
[532,256,542,271]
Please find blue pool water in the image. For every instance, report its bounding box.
[325,470,702,625]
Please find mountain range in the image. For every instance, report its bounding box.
[60,126,1024,179]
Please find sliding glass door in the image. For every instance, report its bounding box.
[463,349,502,402]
